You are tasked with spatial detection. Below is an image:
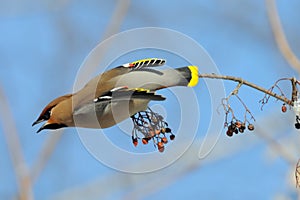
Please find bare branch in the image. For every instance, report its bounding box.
[199,73,293,105]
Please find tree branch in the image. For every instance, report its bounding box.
[199,73,294,105]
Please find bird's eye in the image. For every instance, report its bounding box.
[43,109,51,120]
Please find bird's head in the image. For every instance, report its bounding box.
[32,94,72,133]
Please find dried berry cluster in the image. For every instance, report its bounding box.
[131,108,175,152]
[225,120,254,137]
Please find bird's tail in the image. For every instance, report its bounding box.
[159,66,199,88]
[176,66,199,87]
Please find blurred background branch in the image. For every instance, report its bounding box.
[266,0,300,74]
[101,0,131,40]
[0,86,33,200]
[30,132,63,184]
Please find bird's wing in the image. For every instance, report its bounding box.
[93,86,166,103]
[80,58,166,92]
[73,87,165,117]
[73,58,167,110]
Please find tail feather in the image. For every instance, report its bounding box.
[174,66,199,87]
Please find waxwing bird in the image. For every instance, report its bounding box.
[33,58,199,133]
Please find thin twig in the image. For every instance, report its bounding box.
[259,78,290,110]
[235,94,256,122]
[221,83,244,125]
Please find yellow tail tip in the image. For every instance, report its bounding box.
[187,66,199,87]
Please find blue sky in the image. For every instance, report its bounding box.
[1,0,300,199]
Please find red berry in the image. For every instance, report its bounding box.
[133,140,138,147]
[282,104,287,113]
[248,124,254,131]
[158,146,165,153]
[170,134,175,140]
[241,123,246,130]
[157,142,164,152]
[142,138,148,145]
[228,124,235,131]
[161,137,168,144]
[226,129,233,137]
[132,137,138,147]
[235,121,242,128]
[157,142,163,148]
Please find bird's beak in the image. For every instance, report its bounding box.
[36,122,47,133]
[35,121,67,133]
[32,119,48,133]
[32,119,44,127]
